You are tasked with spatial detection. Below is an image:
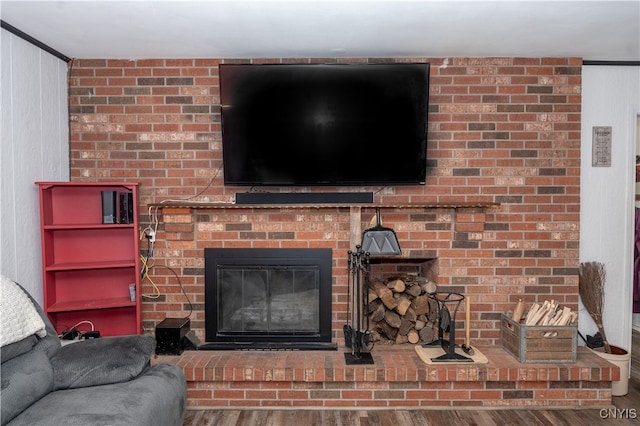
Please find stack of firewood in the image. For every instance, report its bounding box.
[524,300,577,326]
[367,276,439,345]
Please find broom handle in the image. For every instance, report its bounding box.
[465,296,471,345]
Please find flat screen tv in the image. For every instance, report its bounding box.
[219,62,430,186]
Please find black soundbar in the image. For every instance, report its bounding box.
[235,192,374,205]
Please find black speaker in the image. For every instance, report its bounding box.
[101,191,117,224]
[155,318,190,355]
[235,192,373,205]
[118,192,133,224]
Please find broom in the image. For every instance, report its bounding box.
[578,261,611,353]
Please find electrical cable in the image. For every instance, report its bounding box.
[137,225,193,316]
[373,186,387,195]
[137,158,222,312]
[140,254,161,299]
[69,320,95,331]
[139,256,193,317]
[58,320,95,339]
[156,161,223,206]
[158,264,194,319]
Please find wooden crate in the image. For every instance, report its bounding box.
[500,312,577,363]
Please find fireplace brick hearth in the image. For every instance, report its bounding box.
[154,345,616,408]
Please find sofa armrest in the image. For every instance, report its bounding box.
[51,334,156,390]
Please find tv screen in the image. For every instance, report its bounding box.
[219,63,430,186]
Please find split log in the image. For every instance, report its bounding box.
[421,280,438,294]
[367,279,384,302]
[411,294,430,315]
[368,299,386,322]
[369,329,381,343]
[405,284,422,297]
[403,307,417,323]
[370,281,397,309]
[387,278,406,293]
[398,317,414,336]
[384,310,402,329]
[419,326,435,343]
[525,303,540,325]
[395,334,409,344]
[407,329,420,344]
[376,320,398,340]
[395,296,412,316]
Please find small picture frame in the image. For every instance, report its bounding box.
[592,126,612,167]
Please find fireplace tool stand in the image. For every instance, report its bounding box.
[344,245,374,365]
[422,292,472,362]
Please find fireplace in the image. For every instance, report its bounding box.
[202,248,337,350]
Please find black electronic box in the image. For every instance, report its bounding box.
[155,318,191,355]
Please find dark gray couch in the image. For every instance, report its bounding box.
[1,280,187,426]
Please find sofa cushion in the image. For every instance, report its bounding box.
[0,350,53,426]
[7,363,187,426]
[51,334,155,390]
[0,336,37,364]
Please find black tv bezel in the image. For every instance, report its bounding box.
[219,62,430,187]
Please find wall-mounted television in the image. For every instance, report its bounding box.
[219,62,430,186]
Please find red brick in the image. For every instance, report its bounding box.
[70,57,581,361]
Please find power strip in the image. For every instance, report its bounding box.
[60,335,82,346]
[59,329,101,341]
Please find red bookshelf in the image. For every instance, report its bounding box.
[36,182,141,336]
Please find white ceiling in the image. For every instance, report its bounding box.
[1,1,639,61]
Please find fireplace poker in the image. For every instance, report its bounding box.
[344,250,355,349]
[344,246,374,365]
[353,247,368,356]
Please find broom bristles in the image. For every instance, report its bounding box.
[578,261,611,353]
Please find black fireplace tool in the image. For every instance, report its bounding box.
[344,245,374,365]
[422,292,472,362]
[361,208,401,256]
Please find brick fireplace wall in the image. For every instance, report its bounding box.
[68,57,582,347]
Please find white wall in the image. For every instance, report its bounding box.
[1,28,69,302]
[580,65,640,351]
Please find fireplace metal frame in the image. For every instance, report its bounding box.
[202,248,337,350]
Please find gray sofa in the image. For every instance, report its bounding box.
[1,278,187,426]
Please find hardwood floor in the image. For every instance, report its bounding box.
[183,331,640,425]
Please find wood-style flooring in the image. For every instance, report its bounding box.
[182,331,640,425]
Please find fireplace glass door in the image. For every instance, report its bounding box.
[217,266,319,334]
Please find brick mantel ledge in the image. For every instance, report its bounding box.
[153,345,617,409]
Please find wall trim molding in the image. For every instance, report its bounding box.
[1,20,71,62]
[583,60,640,66]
